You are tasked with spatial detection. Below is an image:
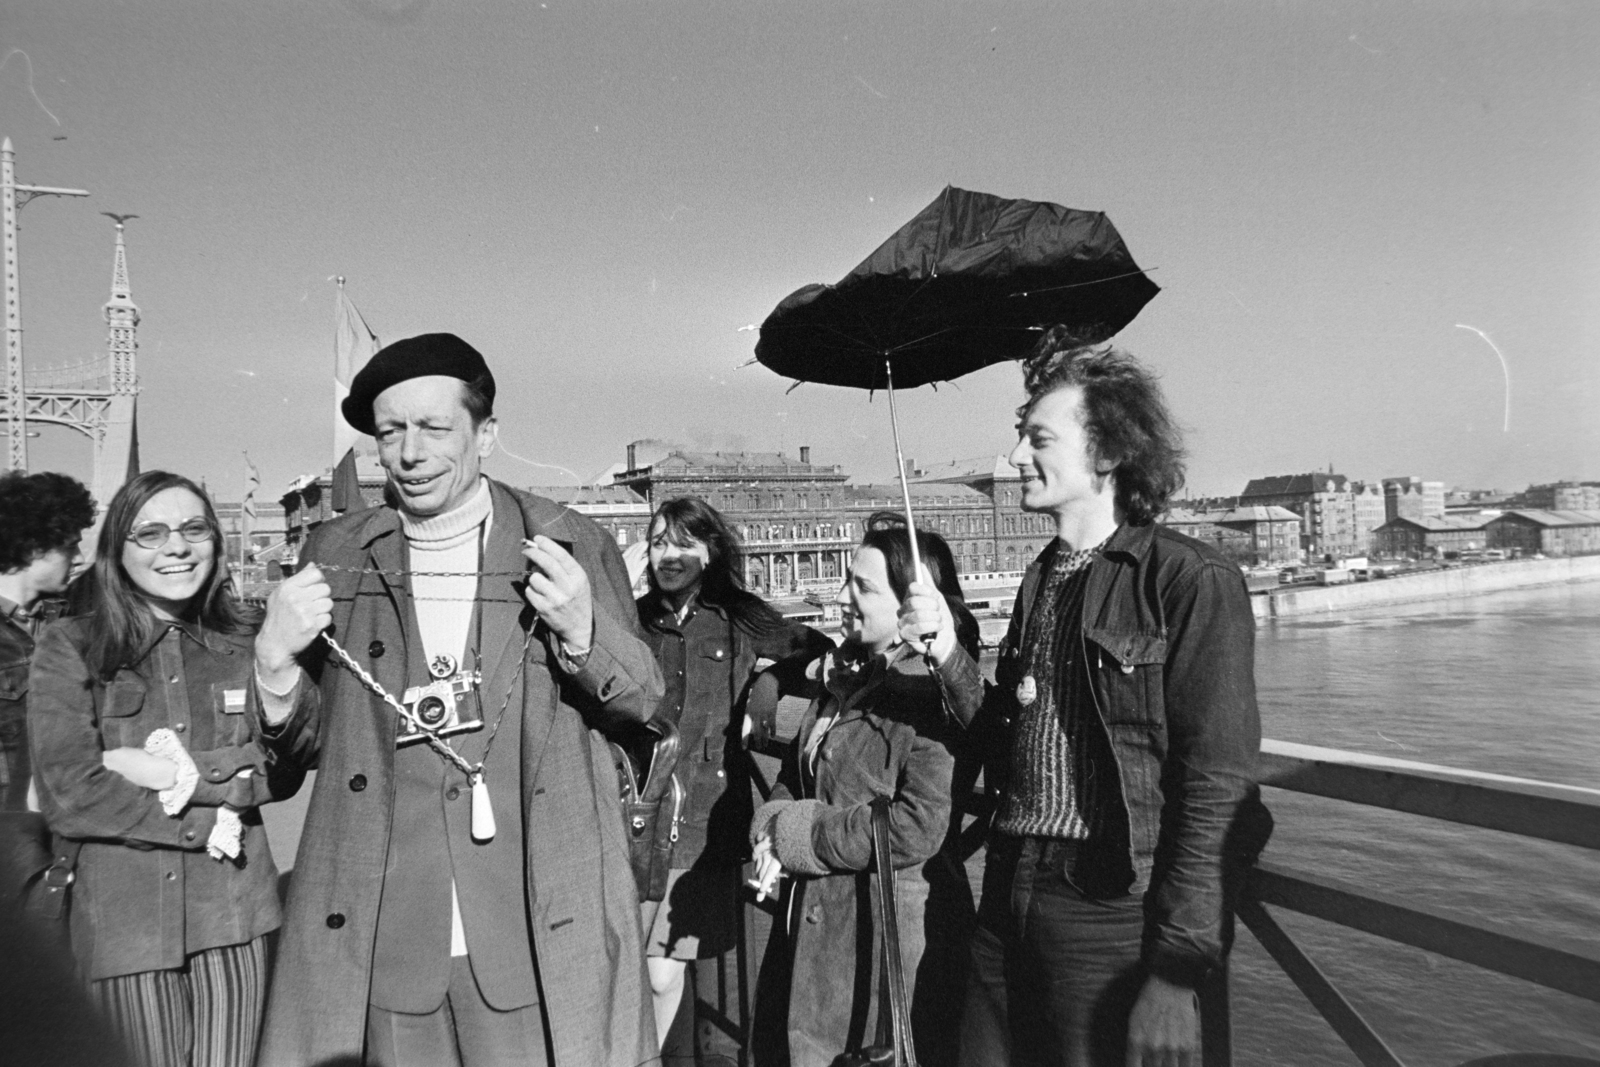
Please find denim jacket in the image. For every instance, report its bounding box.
[987,521,1269,985]
[0,609,34,813]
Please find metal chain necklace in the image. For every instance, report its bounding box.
[321,629,532,842]
[318,524,531,842]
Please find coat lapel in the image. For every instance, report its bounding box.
[476,484,533,718]
[365,520,413,744]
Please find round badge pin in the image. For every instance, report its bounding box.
[1016,675,1038,706]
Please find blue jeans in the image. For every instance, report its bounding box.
[957,835,1145,1067]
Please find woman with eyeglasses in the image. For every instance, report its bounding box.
[28,471,309,1067]
[749,525,984,1067]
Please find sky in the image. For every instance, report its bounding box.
[3,0,1597,502]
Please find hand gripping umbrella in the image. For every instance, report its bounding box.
[755,185,1159,588]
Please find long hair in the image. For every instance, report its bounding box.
[863,511,965,603]
[857,524,980,657]
[647,496,785,637]
[1020,326,1186,526]
[82,470,259,679]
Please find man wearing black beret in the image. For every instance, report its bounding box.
[253,333,664,1066]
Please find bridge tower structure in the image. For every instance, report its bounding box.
[0,137,141,508]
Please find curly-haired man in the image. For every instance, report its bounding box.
[0,471,96,813]
[958,332,1270,1067]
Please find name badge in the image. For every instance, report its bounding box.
[222,688,247,714]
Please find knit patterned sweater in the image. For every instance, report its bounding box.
[993,538,1104,840]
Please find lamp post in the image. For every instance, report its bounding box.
[3,137,90,471]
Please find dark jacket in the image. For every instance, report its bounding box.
[255,480,664,1067]
[0,607,34,814]
[754,643,983,1067]
[28,617,303,980]
[986,522,1269,986]
[636,592,831,867]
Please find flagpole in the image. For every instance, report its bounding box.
[240,453,249,594]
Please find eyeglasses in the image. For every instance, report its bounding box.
[126,519,214,551]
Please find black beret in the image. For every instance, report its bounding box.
[341,333,496,436]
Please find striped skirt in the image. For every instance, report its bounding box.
[91,936,269,1067]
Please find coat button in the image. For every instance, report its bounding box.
[165,871,177,881]
[184,831,196,841]
[326,913,345,929]
[368,640,385,659]
[805,904,822,924]
[349,774,367,792]
[174,723,186,733]
[446,786,460,801]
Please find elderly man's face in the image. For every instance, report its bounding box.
[372,375,496,518]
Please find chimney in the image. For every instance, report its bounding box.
[799,445,811,464]
[627,443,637,470]
[903,458,917,480]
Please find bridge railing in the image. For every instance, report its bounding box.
[1216,739,1600,1067]
[713,730,1600,1065]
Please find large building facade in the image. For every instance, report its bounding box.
[1383,477,1446,524]
[1486,510,1600,557]
[1162,505,1303,566]
[611,446,1046,596]
[1239,473,1363,560]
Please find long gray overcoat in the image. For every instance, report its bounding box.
[256,480,663,1067]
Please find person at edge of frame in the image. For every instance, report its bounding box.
[0,471,96,913]
[29,470,307,1067]
[630,495,833,1063]
[955,328,1272,1067]
[250,332,665,1067]
[749,523,985,1067]
[0,472,96,816]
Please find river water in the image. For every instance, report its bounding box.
[1231,579,1600,1065]
[262,580,1600,1063]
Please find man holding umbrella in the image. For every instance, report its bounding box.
[957,329,1268,1067]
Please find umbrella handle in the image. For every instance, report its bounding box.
[884,360,942,655]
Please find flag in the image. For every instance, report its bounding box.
[243,453,261,564]
[333,279,379,513]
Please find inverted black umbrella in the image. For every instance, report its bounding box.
[755,185,1158,581]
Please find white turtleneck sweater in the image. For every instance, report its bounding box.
[399,477,493,672]
[399,477,493,959]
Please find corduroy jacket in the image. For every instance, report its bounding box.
[636,593,831,867]
[28,617,304,980]
[985,521,1270,986]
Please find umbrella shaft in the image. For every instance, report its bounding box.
[884,360,926,581]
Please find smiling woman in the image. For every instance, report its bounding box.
[26,470,305,1067]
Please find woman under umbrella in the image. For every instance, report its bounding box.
[28,471,309,1067]
[750,525,984,1067]
[633,496,833,1053]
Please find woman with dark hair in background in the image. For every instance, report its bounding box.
[27,471,308,1067]
[635,495,833,1058]
[749,524,984,1067]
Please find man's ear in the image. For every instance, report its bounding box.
[477,417,499,459]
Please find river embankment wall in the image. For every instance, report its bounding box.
[1253,555,1600,623]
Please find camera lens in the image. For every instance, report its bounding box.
[417,695,448,727]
